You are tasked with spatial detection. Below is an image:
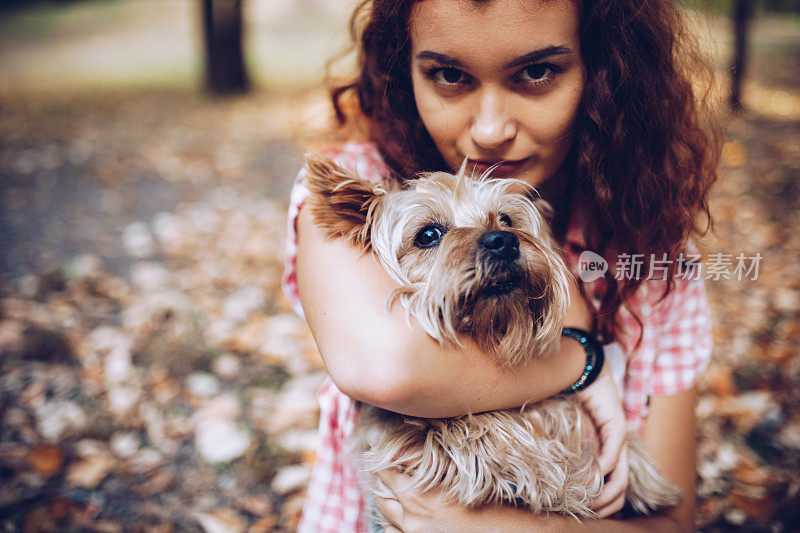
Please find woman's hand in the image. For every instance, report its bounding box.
[375,470,462,533]
[576,364,629,517]
[375,470,525,533]
[561,283,629,515]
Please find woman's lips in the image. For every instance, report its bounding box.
[467,158,529,177]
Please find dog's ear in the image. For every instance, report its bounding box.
[530,197,554,222]
[304,154,384,250]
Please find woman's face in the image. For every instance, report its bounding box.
[409,0,585,191]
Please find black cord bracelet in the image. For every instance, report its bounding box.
[560,327,605,394]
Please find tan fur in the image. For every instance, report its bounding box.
[304,154,387,249]
[304,156,683,525]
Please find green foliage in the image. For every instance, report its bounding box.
[682,0,800,14]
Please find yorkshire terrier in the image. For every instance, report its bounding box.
[303,155,682,525]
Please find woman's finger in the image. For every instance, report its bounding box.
[593,445,629,511]
[597,417,627,476]
[375,496,404,528]
[595,491,626,518]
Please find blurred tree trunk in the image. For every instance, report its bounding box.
[730,0,753,111]
[202,0,249,95]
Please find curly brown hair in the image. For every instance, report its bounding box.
[328,0,723,346]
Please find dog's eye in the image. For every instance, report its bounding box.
[499,213,513,227]
[414,225,444,248]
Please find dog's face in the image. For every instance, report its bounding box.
[305,156,573,367]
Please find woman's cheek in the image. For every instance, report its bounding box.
[536,99,581,159]
[414,88,444,129]
[417,101,463,163]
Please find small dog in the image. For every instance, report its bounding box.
[304,155,682,524]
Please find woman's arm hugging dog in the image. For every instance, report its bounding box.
[302,154,683,524]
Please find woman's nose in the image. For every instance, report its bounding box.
[469,91,517,150]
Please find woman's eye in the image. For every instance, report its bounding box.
[431,67,468,85]
[499,213,513,226]
[414,225,444,248]
[516,63,556,85]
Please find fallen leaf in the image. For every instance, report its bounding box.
[192,509,246,533]
[66,453,115,489]
[234,495,273,517]
[247,515,278,533]
[27,444,63,477]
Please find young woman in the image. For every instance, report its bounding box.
[282,0,720,531]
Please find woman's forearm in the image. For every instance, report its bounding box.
[388,332,588,417]
[296,205,587,417]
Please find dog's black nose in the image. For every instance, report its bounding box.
[480,231,519,261]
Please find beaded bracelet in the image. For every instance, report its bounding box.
[560,327,605,394]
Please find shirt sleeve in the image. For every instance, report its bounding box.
[281,166,311,318]
[650,275,713,395]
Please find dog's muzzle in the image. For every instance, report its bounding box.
[480,231,519,262]
[478,231,523,296]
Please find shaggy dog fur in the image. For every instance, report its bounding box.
[304,155,682,525]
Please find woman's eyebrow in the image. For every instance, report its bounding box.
[415,46,573,69]
[415,51,465,67]
[503,46,573,69]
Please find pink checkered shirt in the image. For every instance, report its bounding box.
[282,141,712,533]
